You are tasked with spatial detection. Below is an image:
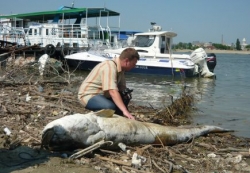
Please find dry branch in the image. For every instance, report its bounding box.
[97,155,131,166]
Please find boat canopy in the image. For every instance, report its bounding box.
[0,7,120,21]
[135,31,177,38]
[112,30,141,40]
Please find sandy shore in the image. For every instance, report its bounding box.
[175,49,250,55]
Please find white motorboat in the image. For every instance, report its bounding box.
[65,24,216,77]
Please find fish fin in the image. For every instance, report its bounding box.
[95,109,115,117]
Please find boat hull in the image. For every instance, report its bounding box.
[131,64,194,77]
[66,59,195,77]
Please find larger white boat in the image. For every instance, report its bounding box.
[0,5,121,57]
[65,24,216,78]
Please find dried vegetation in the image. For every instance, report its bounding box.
[0,58,250,173]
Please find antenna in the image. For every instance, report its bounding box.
[71,1,75,8]
[151,22,156,26]
[150,22,156,31]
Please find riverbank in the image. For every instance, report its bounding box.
[175,49,250,55]
[1,63,250,172]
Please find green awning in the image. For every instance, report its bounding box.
[0,7,120,21]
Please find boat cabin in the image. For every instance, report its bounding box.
[103,25,179,59]
[131,30,177,54]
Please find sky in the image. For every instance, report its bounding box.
[1,0,249,45]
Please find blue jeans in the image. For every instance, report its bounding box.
[85,94,129,116]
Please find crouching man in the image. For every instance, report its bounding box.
[78,48,139,120]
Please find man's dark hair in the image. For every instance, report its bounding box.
[120,48,140,61]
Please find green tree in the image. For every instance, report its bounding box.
[246,44,250,49]
[245,44,250,50]
[178,42,184,49]
[212,43,231,50]
[236,39,241,50]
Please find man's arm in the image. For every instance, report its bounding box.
[109,89,135,120]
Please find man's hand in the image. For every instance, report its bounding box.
[109,89,135,120]
[123,111,135,120]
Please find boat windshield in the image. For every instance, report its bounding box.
[133,35,155,47]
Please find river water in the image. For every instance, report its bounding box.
[123,53,250,138]
[190,53,250,138]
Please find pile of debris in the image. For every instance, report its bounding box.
[0,62,250,173]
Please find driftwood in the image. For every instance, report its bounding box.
[96,155,132,167]
[69,140,113,159]
[0,80,68,86]
[0,44,40,57]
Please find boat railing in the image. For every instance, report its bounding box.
[0,25,26,45]
[88,26,101,40]
[1,22,119,48]
[0,25,25,36]
[16,22,89,47]
[57,23,88,38]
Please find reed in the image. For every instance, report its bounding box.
[151,87,195,126]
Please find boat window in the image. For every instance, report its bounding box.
[24,28,29,34]
[166,37,171,53]
[160,36,171,53]
[134,35,155,47]
[29,29,32,35]
[46,29,49,35]
[16,21,20,27]
[161,36,166,53]
[51,28,56,35]
[34,29,37,35]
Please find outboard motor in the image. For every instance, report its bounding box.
[190,48,215,78]
[206,53,217,72]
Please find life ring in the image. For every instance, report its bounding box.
[61,46,69,57]
[45,44,56,56]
